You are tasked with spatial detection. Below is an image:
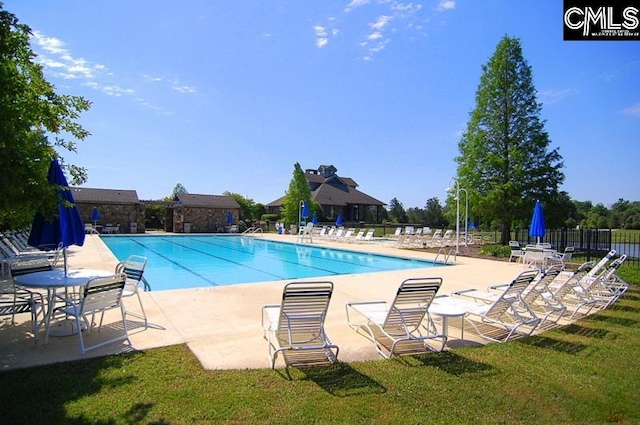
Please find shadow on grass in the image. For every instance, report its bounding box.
[557,323,611,339]
[284,363,387,397]
[584,314,638,327]
[0,350,147,424]
[516,334,589,354]
[607,303,640,313]
[620,293,640,301]
[405,351,496,377]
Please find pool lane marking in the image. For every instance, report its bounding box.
[126,238,220,286]
[189,236,347,276]
[160,238,290,280]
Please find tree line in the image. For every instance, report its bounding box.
[384,197,640,231]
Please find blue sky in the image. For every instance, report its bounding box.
[5,1,639,208]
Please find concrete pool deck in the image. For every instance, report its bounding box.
[1,233,532,371]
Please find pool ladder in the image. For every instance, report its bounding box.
[434,247,456,265]
[242,227,264,236]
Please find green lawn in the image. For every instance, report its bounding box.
[1,283,639,424]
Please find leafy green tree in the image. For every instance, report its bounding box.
[224,191,256,221]
[252,203,267,222]
[456,35,564,244]
[170,183,188,199]
[282,162,311,225]
[387,198,407,223]
[0,5,91,230]
[406,207,425,225]
[424,197,446,228]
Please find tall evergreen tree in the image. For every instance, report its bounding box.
[387,198,407,223]
[456,35,564,244]
[0,5,91,230]
[424,197,446,228]
[282,162,311,225]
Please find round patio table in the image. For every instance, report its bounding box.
[13,269,112,343]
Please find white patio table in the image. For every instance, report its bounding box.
[13,269,112,343]
[429,302,465,342]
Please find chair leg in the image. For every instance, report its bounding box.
[76,315,87,354]
[123,292,148,328]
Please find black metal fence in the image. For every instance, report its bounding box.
[512,228,639,267]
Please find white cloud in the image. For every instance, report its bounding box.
[314,25,330,48]
[437,0,456,11]
[370,14,392,31]
[392,2,422,14]
[319,0,434,60]
[32,31,67,54]
[621,103,640,117]
[538,89,575,105]
[345,0,371,13]
[172,84,197,94]
[142,74,164,82]
[30,30,197,114]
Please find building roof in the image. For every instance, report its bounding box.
[71,187,140,204]
[267,165,385,207]
[312,182,384,206]
[174,193,240,209]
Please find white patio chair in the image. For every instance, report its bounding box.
[45,273,130,354]
[508,241,525,263]
[261,281,339,368]
[346,277,446,358]
[115,255,149,328]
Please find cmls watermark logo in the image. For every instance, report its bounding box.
[563,1,640,40]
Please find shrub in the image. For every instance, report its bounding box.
[479,244,511,258]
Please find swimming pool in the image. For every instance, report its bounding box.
[101,235,440,291]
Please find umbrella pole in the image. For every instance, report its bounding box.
[63,248,68,277]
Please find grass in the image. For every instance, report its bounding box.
[1,286,639,424]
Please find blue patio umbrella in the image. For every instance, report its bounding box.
[227,211,233,225]
[91,207,100,226]
[529,200,546,245]
[301,201,309,219]
[28,159,86,276]
[311,211,318,225]
[336,214,343,226]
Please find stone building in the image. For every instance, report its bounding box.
[167,193,241,233]
[71,187,145,233]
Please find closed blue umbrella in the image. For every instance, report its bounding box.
[336,214,343,227]
[529,200,546,245]
[91,207,100,226]
[28,159,86,276]
[312,211,318,225]
[301,201,309,219]
[227,211,233,225]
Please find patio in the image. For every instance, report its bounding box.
[1,233,533,371]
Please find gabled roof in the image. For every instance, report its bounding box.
[71,187,140,204]
[267,164,385,208]
[174,193,240,209]
[312,183,384,206]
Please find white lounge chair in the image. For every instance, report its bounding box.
[346,277,446,358]
[261,281,339,368]
[434,271,541,343]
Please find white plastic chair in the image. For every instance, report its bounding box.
[115,255,149,328]
[45,273,130,354]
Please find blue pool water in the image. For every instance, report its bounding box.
[101,235,439,291]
